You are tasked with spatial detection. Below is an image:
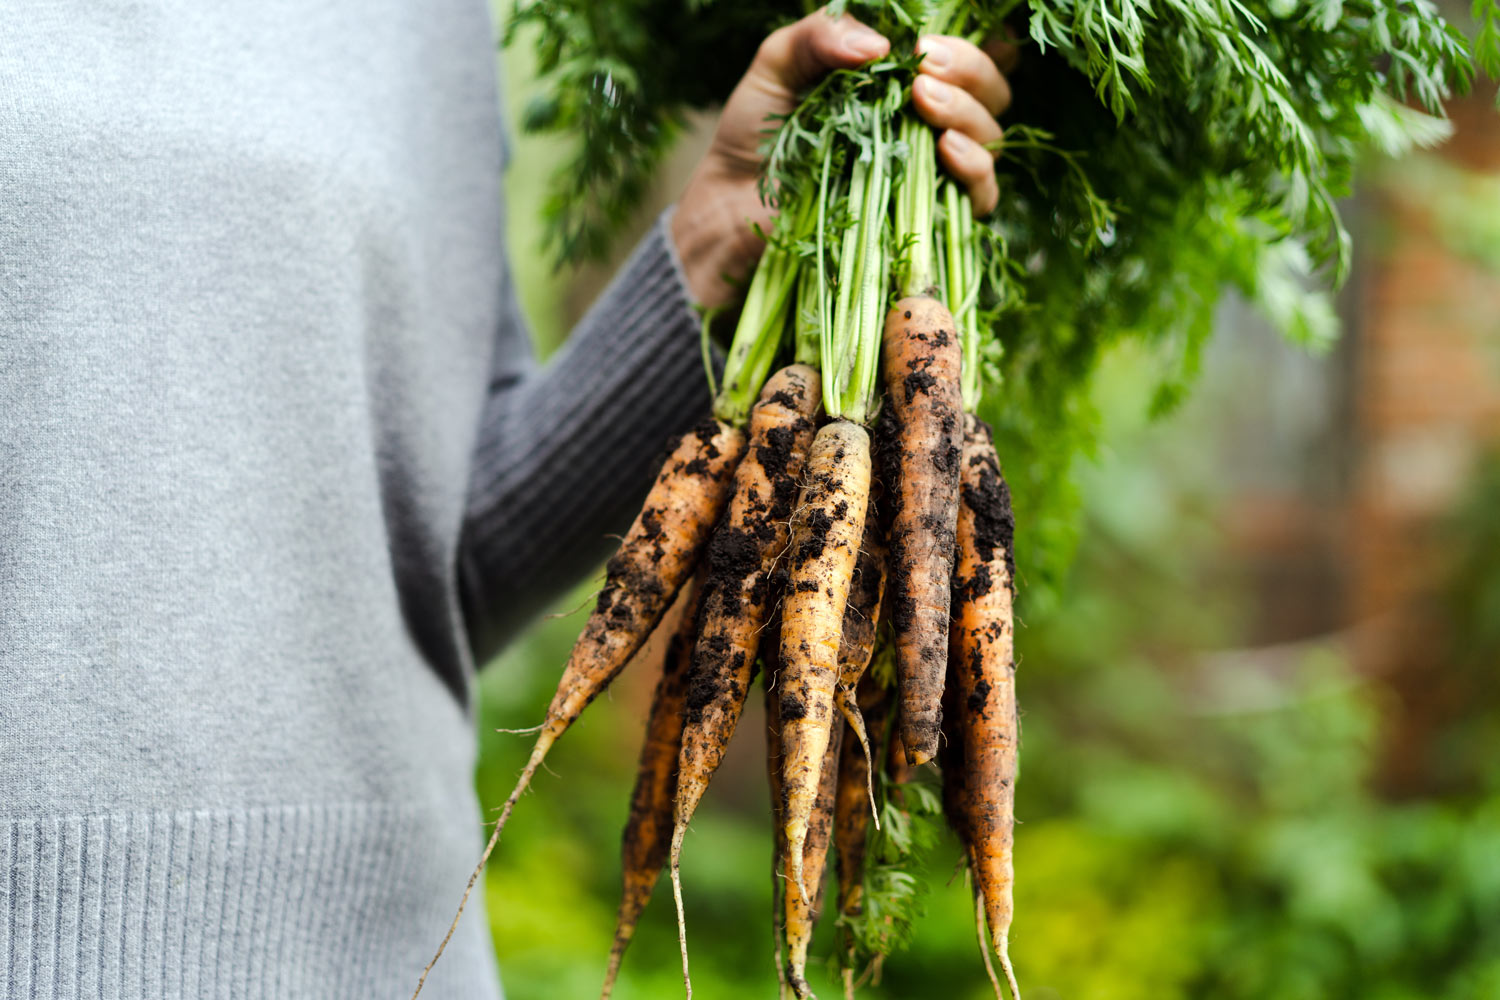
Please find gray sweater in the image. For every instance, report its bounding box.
[1,2,714,997]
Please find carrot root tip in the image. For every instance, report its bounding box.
[974,888,1004,1000]
[999,942,1021,1000]
[669,824,692,999]
[599,944,623,1000]
[411,732,553,999]
[600,904,637,1000]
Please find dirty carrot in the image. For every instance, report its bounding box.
[949,412,1020,1000]
[778,419,871,904]
[669,364,821,996]
[878,294,963,767]
[936,665,1009,1000]
[599,574,704,999]
[412,418,744,998]
[772,76,887,902]
[785,715,844,999]
[765,633,791,1000]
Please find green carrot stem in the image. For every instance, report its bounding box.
[713,250,780,426]
[826,154,868,416]
[793,261,820,367]
[828,105,890,426]
[713,196,814,425]
[896,114,937,298]
[941,180,982,413]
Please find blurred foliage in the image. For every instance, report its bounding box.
[1373,152,1500,271]
[474,333,1500,998]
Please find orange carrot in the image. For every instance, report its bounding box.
[785,715,844,998]
[599,575,704,999]
[669,365,821,996]
[766,633,791,1000]
[879,297,963,766]
[940,668,1004,1000]
[778,420,871,903]
[412,419,745,998]
[948,413,1020,1000]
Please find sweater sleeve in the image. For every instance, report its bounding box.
[459,208,717,663]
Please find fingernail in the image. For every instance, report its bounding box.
[917,37,951,69]
[919,76,953,104]
[945,129,977,153]
[845,26,887,59]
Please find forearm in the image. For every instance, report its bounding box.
[459,209,714,661]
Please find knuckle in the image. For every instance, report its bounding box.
[948,39,989,83]
[959,138,995,178]
[755,25,795,69]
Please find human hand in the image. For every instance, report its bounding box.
[671,9,1016,308]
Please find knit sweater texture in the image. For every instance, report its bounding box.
[0,2,714,997]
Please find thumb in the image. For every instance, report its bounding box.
[748,10,890,100]
[713,11,890,170]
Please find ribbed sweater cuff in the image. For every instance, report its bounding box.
[460,208,716,659]
[0,805,499,1000]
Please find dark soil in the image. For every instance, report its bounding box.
[962,418,1016,588]
[967,678,992,713]
[766,389,800,410]
[755,424,798,481]
[692,418,723,455]
[902,369,937,404]
[796,507,834,563]
[705,526,762,590]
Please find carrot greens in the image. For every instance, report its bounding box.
[511,0,1495,586]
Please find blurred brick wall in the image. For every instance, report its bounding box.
[1345,87,1499,792]
[1211,86,1499,792]
[1351,96,1500,632]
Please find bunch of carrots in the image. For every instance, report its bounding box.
[414,7,1023,999]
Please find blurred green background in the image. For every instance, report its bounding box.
[477,16,1500,1000]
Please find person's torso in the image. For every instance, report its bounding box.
[1,3,515,993]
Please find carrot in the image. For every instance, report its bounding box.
[833,486,887,821]
[765,636,791,1000]
[879,296,963,766]
[939,667,1004,1000]
[778,419,871,902]
[834,678,891,1000]
[785,714,844,998]
[668,365,821,996]
[412,418,745,998]
[948,413,1020,1000]
[599,574,704,1000]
